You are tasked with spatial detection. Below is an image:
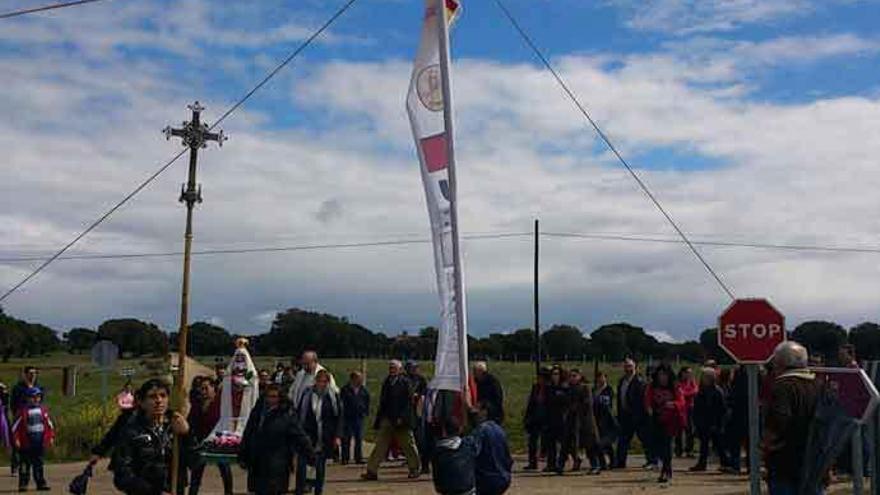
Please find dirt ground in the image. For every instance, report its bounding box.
[0,454,864,495]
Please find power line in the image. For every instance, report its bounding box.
[0,0,360,303]
[3,231,879,265]
[492,0,736,301]
[0,233,531,263]
[542,232,880,255]
[0,0,107,20]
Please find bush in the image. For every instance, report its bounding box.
[48,400,118,461]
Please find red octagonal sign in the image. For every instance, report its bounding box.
[718,298,786,364]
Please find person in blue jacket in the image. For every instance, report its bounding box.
[472,400,513,495]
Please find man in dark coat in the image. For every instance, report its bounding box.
[764,341,821,494]
[544,366,569,474]
[473,362,505,425]
[111,379,193,495]
[723,365,750,473]
[239,383,314,495]
[689,367,728,471]
[362,360,421,480]
[615,359,655,469]
[340,371,370,464]
[523,368,550,470]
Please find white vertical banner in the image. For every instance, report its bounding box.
[406,0,468,392]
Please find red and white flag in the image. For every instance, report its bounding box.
[406,0,467,392]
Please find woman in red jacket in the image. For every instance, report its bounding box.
[644,364,685,483]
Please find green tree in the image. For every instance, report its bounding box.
[542,324,586,360]
[791,321,847,363]
[699,328,733,364]
[849,322,880,361]
[188,322,234,356]
[65,327,97,353]
[97,319,168,357]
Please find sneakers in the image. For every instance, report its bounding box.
[689,464,707,472]
[407,470,421,479]
[36,486,51,492]
[588,467,602,475]
[642,462,658,471]
[360,472,378,481]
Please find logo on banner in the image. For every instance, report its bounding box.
[417,65,444,112]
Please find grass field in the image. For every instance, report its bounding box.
[0,353,651,462]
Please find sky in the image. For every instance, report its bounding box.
[1,0,879,343]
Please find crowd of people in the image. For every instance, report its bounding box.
[0,340,863,494]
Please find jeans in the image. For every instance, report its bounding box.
[617,415,655,467]
[543,429,564,471]
[342,417,364,463]
[296,453,326,495]
[19,445,46,488]
[189,460,233,495]
[675,413,695,456]
[526,429,543,466]
[696,430,727,467]
[651,419,673,477]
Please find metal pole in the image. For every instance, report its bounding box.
[435,0,468,401]
[854,425,865,495]
[534,218,540,377]
[747,364,761,495]
[100,368,108,401]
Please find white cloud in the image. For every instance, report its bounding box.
[1,3,879,340]
[608,0,816,34]
[649,331,678,343]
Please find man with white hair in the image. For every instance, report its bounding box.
[288,351,337,411]
[763,341,821,495]
[473,361,504,425]
[616,358,655,469]
[362,360,421,481]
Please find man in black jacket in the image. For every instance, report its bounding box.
[615,359,655,469]
[690,367,728,472]
[362,360,421,480]
[474,362,504,425]
[239,383,315,495]
[111,379,193,495]
[340,371,370,464]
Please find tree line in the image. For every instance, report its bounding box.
[2,306,880,365]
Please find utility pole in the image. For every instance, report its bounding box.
[534,218,540,377]
[163,102,226,489]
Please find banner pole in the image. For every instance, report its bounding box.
[435,0,468,400]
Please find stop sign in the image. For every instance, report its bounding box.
[718,298,785,364]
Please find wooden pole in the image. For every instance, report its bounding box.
[164,102,225,490]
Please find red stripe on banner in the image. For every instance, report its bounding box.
[421,133,448,172]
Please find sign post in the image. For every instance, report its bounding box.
[719,298,786,495]
[91,340,119,401]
